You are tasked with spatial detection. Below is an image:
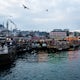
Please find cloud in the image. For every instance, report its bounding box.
[0,0,23,18]
[33,15,65,24]
[0,0,80,31]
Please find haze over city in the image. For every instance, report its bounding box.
[0,0,80,32]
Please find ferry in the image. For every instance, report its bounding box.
[0,37,16,66]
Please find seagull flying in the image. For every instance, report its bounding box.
[46,9,48,12]
[23,4,29,9]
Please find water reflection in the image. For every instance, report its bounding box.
[68,50,79,61]
[38,51,48,62]
[12,50,80,64]
[16,51,68,63]
[37,51,68,63]
[0,50,80,80]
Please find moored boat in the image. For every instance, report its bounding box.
[0,45,16,66]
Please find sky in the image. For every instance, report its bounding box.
[0,0,80,32]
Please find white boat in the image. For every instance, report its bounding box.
[0,45,16,66]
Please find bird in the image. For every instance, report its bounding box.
[46,9,48,12]
[23,4,29,9]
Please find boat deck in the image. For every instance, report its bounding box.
[0,46,8,54]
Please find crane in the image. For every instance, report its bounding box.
[6,19,17,31]
[6,19,17,37]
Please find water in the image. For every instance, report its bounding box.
[0,50,80,80]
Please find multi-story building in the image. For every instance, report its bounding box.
[49,29,68,40]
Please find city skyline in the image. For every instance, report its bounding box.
[0,0,80,32]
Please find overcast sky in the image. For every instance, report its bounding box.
[0,0,80,32]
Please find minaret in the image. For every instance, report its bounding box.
[6,20,9,37]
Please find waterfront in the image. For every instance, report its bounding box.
[0,50,80,80]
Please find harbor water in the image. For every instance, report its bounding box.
[0,50,80,80]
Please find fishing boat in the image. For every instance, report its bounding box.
[0,37,16,66]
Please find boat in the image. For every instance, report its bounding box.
[0,44,16,66]
[0,37,16,66]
